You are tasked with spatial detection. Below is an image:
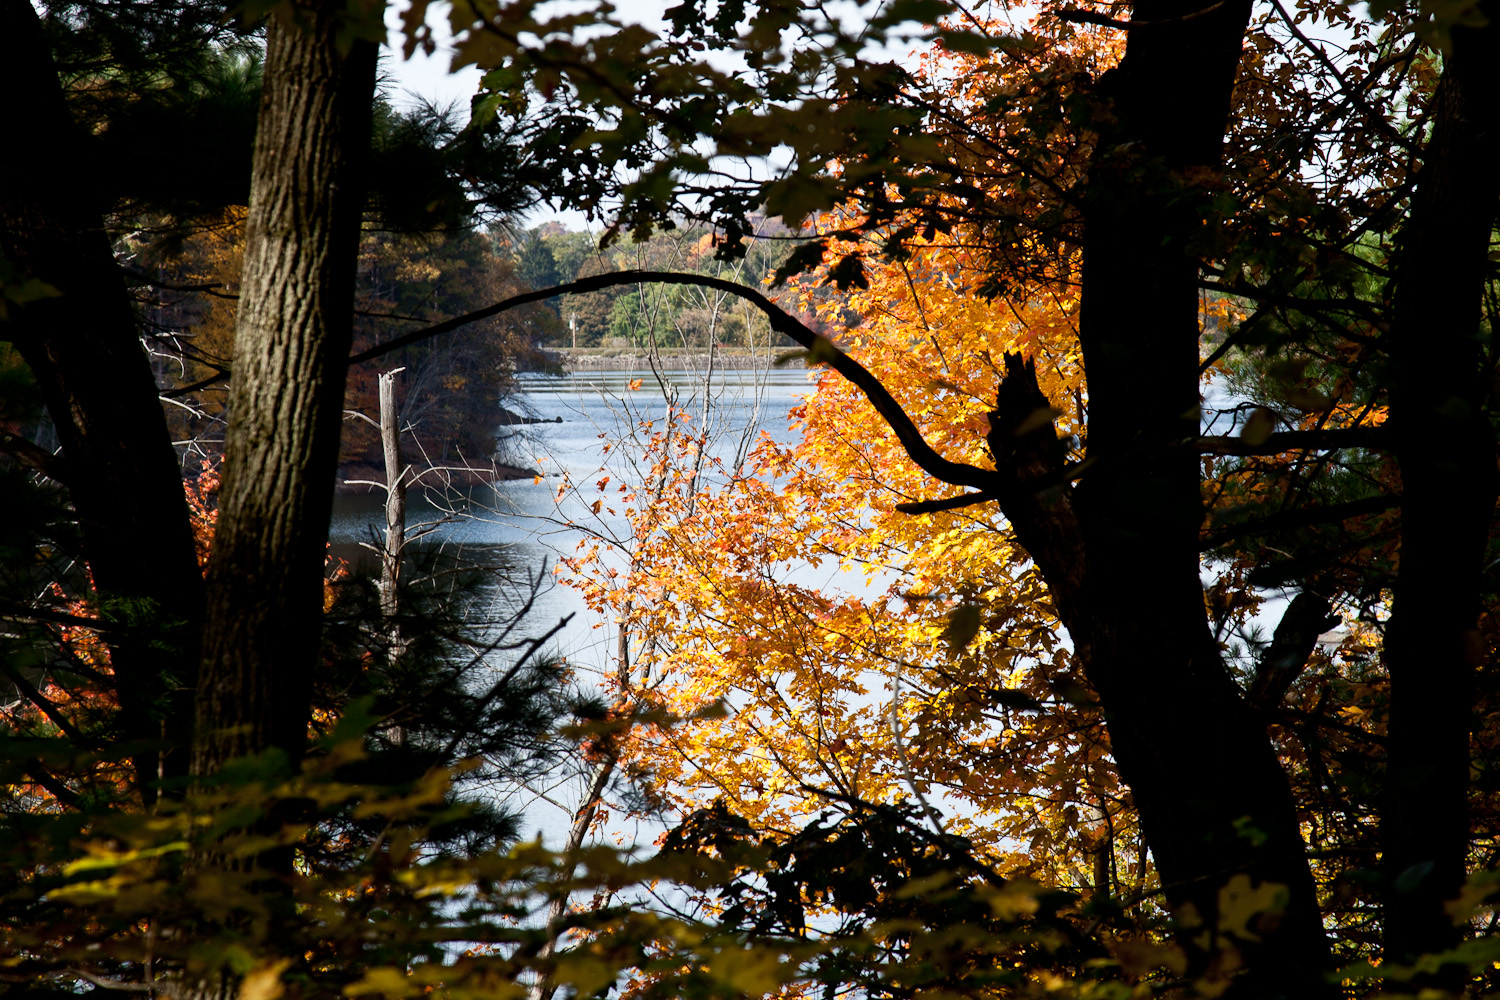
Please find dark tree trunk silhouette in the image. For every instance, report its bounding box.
[1052,3,1334,994]
[1381,8,1500,983]
[0,0,204,800]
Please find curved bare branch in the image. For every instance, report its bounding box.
[349,268,1001,493]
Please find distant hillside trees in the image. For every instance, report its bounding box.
[513,221,798,350]
[344,230,554,471]
[512,228,562,304]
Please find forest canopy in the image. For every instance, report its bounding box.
[1,0,1499,997]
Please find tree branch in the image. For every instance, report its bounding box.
[0,600,125,636]
[1053,9,1134,29]
[24,760,83,810]
[121,265,238,299]
[1201,494,1399,550]
[2,660,94,745]
[58,969,153,992]
[895,491,999,514]
[161,367,231,399]
[1196,426,1390,455]
[350,269,1000,492]
[0,430,68,483]
[1054,0,1230,29]
[1248,591,1342,710]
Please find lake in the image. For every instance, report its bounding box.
[329,367,817,843]
[332,368,815,663]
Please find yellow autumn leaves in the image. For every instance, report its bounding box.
[559,221,1144,898]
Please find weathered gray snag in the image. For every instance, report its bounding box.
[378,367,410,656]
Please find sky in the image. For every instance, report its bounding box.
[381,1,671,231]
[381,2,492,114]
[377,0,930,232]
[381,2,584,230]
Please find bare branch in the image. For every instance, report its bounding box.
[0,600,124,635]
[343,408,380,429]
[1053,9,1133,29]
[1248,591,1342,711]
[161,368,230,399]
[25,760,83,810]
[58,969,154,992]
[350,269,1000,493]
[1054,0,1229,29]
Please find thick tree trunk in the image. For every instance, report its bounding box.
[0,0,204,800]
[993,2,1334,994]
[1381,12,1500,980]
[194,0,378,775]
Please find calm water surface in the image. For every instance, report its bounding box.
[332,368,814,663]
[329,367,815,841]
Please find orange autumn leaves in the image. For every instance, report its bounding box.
[561,168,1142,912]
[555,6,1388,905]
[551,23,1150,895]
[560,235,1133,890]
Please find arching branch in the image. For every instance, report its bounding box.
[0,429,68,484]
[349,269,1000,493]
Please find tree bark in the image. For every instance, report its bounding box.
[194,0,378,775]
[0,0,204,801]
[1381,11,1500,980]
